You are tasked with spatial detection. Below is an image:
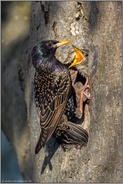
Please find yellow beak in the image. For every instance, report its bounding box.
[68,45,86,68]
[55,40,71,47]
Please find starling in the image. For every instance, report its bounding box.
[31,40,89,154]
[31,40,72,154]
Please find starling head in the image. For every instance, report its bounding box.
[31,40,70,69]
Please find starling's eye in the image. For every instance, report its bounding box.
[47,42,52,47]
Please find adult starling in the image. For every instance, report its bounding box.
[31,40,89,154]
[31,40,72,154]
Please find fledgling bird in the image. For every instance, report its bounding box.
[64,45,89,76]
[64,45,91,119]
[31,40,89,154]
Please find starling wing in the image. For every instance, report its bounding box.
[34,68,71,154]
[54,116,88,151]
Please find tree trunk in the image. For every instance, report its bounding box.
[4,1,122,182]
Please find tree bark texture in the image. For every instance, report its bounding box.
[5,1,122,182]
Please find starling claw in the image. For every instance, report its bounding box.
[79,77,90,113]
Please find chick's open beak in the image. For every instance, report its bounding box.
[54,40,71,48]
[69,45,86,68]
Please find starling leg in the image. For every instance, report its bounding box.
[79,76,90,113]
[74,76,90,119]
[69,69,90,119]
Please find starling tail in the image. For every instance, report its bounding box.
[54,115,88,151]
[35,128,48,154]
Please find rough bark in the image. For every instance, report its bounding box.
[3,1,122,182]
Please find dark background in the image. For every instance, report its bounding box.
[1,2,31,181]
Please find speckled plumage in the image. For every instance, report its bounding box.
[53,114,88,151]
[31,40,89,154]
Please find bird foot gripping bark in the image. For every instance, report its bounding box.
[75,76,90,119]
[69,69,91,119]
